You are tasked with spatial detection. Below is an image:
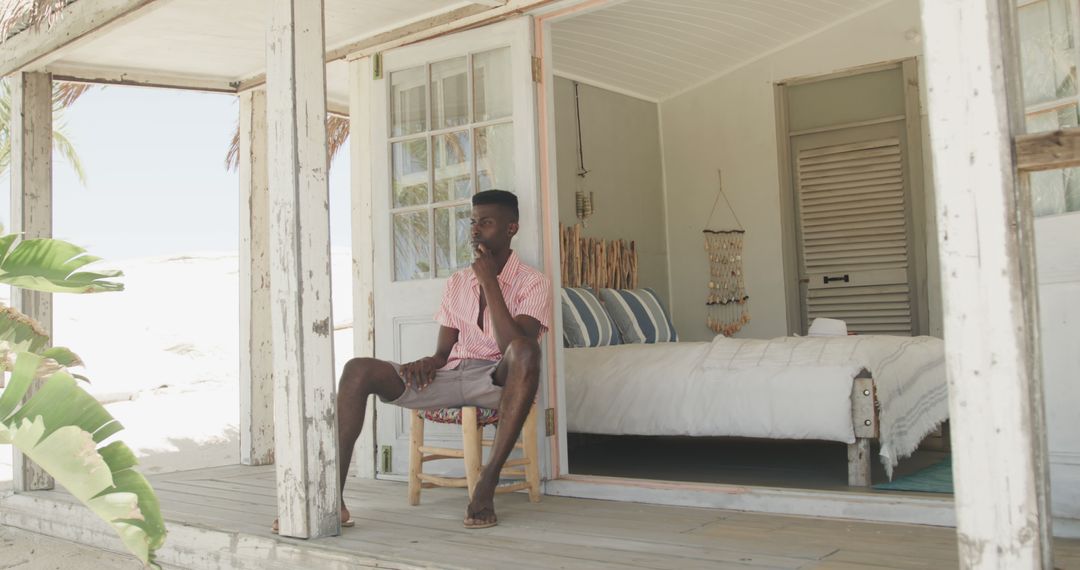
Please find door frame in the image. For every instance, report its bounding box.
[775,58,930,337]
[367,16,551,479]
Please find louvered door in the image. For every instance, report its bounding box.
[793,124,916,335]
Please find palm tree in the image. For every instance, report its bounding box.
[0,235,166,568]
[0,79,92,184]
[225,113,351,171]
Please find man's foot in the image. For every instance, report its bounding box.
[464,493,498,529]
[271,506,353,534]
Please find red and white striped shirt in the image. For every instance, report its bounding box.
[434,250,552,370]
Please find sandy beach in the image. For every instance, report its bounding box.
[0,249,356,487]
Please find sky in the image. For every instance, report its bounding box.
[0,85,353,261]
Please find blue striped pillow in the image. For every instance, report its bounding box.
[599,288,678,344]
[561,288,622,348]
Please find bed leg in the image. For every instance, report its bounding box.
[847,438,871,487]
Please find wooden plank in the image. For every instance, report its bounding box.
[9,71,54,493]
[920,0,1053,567]
[348,56,377,480]
[0,0,160,77]
[1015,127,1080,172]
[266,0,339,539]
[239,88,274,467]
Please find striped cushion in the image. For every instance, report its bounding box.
[599,288,678,344]
[561,287,622,348]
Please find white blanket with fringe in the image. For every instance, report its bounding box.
[702,335,948,478]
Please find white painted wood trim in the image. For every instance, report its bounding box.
[920,0,1052,567]
[545,476,956,528]
[9,71,55,493]
[266,0,340,539]
[0,0,161,77]
[238,88,274,467]
[47,65,237,94]
[348,56,377,480]
[535,15,569,477]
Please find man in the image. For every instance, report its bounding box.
[274,189,551,532]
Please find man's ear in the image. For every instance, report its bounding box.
[508,221,519,238]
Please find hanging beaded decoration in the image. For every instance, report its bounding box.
[704,171,750,336]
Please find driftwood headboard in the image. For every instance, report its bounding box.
[559,223,638,290]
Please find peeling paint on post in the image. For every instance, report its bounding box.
[920,0,1053,567]
[10,71,55,493]
[349,56,378,480]
[266,0,340,539]
[239,88,275,467]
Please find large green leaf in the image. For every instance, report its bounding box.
[0,352,166,568]
[0,236,123,293]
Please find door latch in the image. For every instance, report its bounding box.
[823,274,850,284]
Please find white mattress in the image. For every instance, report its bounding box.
[564,342,862,443]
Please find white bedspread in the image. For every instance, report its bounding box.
[565,343,863,444]
[565,335,948,478]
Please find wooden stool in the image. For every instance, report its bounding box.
[408,403,541,505]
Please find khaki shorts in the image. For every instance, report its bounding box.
[385,359,503,410]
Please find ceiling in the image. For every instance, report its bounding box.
[549,0,887,102]
[21,0,892,108]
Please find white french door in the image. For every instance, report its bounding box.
[371,18,543,478]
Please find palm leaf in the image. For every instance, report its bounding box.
[0,235,123,293]
[0,352,166,569]
[225,112,350,171]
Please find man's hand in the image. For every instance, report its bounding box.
[472,244,498,285]
[399,356,443,391]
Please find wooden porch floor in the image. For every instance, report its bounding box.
[3,464,1080,569]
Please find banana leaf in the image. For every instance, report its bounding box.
[0,235,123,293]
[0,351,165,568]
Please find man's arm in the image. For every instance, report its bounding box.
[401,326,459,391]
[473,246,543,354]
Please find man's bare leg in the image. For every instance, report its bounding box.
[272,357,404,532]
[465,338,541,527]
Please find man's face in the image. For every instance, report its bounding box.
[470,204,517,253]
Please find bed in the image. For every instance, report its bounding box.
[564,334,949,486]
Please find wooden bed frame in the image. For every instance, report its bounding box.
[848,373,879,487]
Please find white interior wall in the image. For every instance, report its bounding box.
[657,0,939,341]
[552,77,669,300]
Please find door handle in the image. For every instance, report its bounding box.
[823,274,850,284]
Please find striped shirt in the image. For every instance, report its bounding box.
[434,250,552,370]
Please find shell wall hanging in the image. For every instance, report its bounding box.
[704,170,750,336]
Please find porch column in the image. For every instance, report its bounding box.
[920,0,1053,567]
[10,71,55,493]
[238,87,274,466]
[347,56,376,479]
[265,0,340,538]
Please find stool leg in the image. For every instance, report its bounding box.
[462,407,482,499]
[408,411,424,506]
[522,404,541,503]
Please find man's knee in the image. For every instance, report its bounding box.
[340,357,383,391]
[504,338,540,372]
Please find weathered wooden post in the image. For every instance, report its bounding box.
[920,0,1053,566]
[265,0,340,538]
[10,71,55,493]
[348,56,377,479]
[239,87,275,467]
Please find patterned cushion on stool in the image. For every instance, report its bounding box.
[421,407,500,426]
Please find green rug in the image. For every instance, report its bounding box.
[873,457,953,494]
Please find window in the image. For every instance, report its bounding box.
[389,47,514,281]
[1018,0,1080,215]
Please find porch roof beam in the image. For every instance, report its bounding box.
[0,0,164,77]
[48,67,237,94]
[236,0,564,93]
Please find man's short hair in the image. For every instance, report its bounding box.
[472,189,519,221]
